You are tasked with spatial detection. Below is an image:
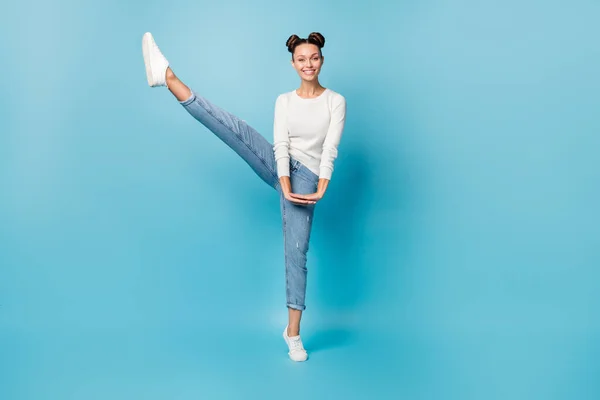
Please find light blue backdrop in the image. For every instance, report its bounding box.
[1,0,598,399]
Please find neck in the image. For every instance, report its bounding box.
[297,80,325,96]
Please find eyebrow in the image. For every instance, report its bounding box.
[297,53,320,57]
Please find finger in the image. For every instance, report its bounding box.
[288,195,306,201]
[289,193,313,200]
[286,196,306,203]
[293,196,318,204]
[292,199,313,205]
[289,194,307,200]
[286,196,315,205]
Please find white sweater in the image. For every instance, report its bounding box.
[273,88,346,180]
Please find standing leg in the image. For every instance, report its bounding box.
[280,162,319,362]
[281,194,315,315]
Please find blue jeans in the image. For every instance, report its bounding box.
[180,90,318,311]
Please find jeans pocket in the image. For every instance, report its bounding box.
[290,159,301,172]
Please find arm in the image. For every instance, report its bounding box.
[274,94,317,205]
[290,95,346,202]
[319,94,347,181]
[273,94,291,178]
[316,178,330,197]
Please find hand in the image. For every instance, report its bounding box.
[279,176,325,206]
[284,192,317,205]
[288,192,324,204]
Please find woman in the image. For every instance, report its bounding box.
[142,31,346,362]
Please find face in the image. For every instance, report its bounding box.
[291,43,324,81]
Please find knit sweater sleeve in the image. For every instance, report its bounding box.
[273,94,290,177]
[319,94,346,179]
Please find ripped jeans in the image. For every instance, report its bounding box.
[180,90,318,311]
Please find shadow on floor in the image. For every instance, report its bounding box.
[304,328,355,352]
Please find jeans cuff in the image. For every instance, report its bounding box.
[179,90,196,106]
[287,303,306,311]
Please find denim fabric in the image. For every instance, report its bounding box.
[180,90,318,311]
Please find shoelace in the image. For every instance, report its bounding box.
[152,41,166,60]
[289,336,304,352]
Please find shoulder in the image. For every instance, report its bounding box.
[325,89,346,111]
[275,91,294,104]
[326,89,345,105]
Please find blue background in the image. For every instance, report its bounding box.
[1,0,599,399]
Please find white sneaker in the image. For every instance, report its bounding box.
[142,32,169,87]
[283,325,308,362]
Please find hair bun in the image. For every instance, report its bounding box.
[308,32,325,48]
[286,34,301,53]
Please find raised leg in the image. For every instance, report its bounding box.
[166,67,191,101]
[178,85,280,189]
[142,33,279,189]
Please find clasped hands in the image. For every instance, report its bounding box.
[279,176,328,206]
[285,191,323,205]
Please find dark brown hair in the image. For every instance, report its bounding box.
[286,32,325,60]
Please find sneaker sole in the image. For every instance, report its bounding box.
[142,32,155,86]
